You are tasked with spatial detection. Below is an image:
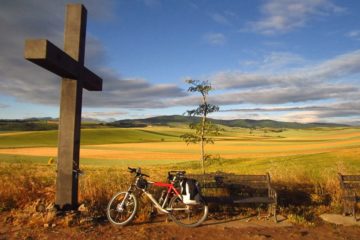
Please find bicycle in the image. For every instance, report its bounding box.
[106,167,208,227]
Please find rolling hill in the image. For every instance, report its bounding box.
[0,115,347,131]
[108,115,346,129]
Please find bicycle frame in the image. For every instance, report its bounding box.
[117,168,187,215]
[141,180,183,214]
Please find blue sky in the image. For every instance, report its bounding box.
[1,0,360,124]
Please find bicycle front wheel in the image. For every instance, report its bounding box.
[168,195,208,227]
[107,191,137,226]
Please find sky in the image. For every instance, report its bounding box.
[0,0,360,124]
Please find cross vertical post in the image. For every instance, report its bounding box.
[56,5,86,210]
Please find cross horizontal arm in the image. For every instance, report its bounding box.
[81,66,103,91]
[24,39,102,91]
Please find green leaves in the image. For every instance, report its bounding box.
[180,121,220,145]
[185,104,219,117]
[185,79,212,95]
[180,133,200,145]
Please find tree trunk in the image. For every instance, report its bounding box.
[200,94,207,174]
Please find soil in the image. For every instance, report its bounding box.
[1,214,360,240]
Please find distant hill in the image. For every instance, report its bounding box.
[0,115,347,131]
[0,117,105,131]
[0,119,58,131]
[25,117,104,124]
[108,115,347,129]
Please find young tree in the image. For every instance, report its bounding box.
[181,79,221,174]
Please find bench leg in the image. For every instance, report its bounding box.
[257,206,261,219]
[267,204,272,218]
[353,202,357,221]
[343,200,351,216]
[267,204,277,223]
[273,204,277,223]
[342,203,347,216]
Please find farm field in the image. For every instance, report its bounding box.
[0,126,360,179]
[0,126,359,159]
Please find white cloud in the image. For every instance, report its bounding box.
[172,49,360,124]
[82,69,187,108]
[222,102,360,118]
[211,50,360,90]
[346,30,360,40]
[261,52,305,71]
[249,0,345,34]
[210,10,238,25]
[220,101,360,124]
[171,48,360,108]
[240,52,305,72]
[203,33,226,46]
[209,84,356,105]
[210,13,230,25]
[82,111,127,119]
[278,111,321,123]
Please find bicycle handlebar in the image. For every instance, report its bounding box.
[167,170,186,182]
[128,167,149,178]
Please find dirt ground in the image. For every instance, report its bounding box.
[1,215,360,240]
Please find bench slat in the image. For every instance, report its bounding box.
[343,183,360,189]
[187,174,268,182]
[203,196,275,204]
[342,175,360,182]
[234,197,275,204]
[198,181,269,187]
[221,175,268,182]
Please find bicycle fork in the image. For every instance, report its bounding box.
[118,187,133,212]
[117,192,130,212]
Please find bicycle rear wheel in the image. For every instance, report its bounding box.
[168,195,208,227]
[107,191,137,226]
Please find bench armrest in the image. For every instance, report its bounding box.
[268,186,278,203]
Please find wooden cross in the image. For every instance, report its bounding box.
[24,4,102,210]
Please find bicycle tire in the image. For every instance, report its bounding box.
[107,191,137,226]
[168,195,208,227]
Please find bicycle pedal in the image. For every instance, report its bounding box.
[149,212,157,218]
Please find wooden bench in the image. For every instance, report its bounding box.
[338,173,360,220]
[187,172,278,222]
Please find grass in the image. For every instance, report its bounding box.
[0,127,186,148]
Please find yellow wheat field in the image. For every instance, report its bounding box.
[1,127,360,161]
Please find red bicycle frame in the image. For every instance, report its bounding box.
[142,180,182,213]
[153,181,181,195]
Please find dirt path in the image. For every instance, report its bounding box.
[2,217,360,240]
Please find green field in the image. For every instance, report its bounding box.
[0,127,187,148]
[0,126,359,181]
